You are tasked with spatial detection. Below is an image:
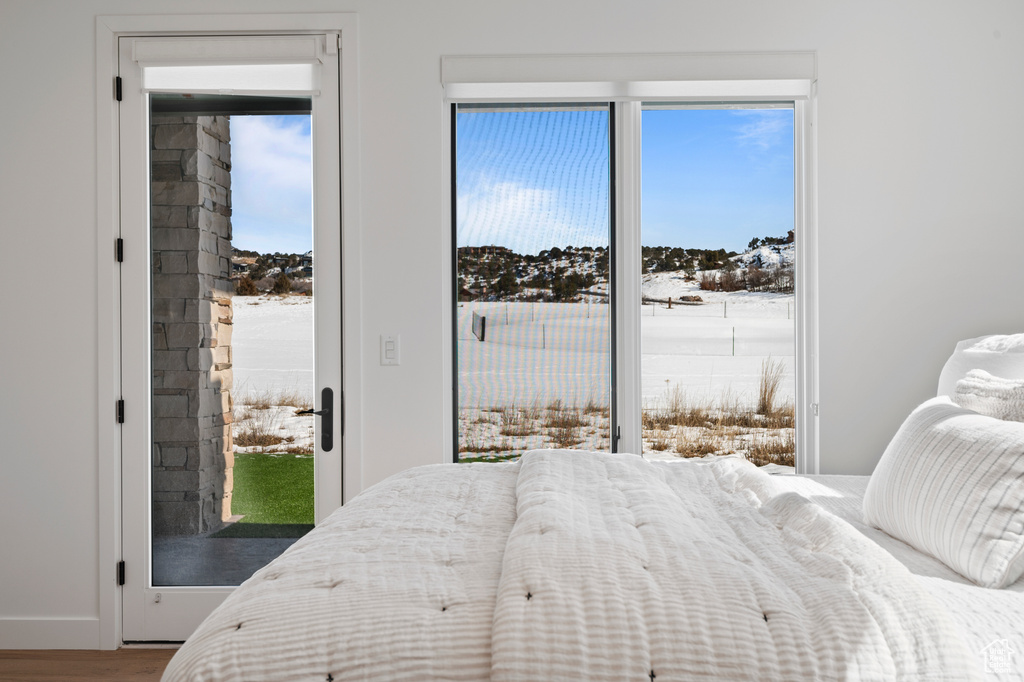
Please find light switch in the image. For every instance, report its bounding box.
[380,334,400,366]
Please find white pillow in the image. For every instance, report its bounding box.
[954,369,1024,422]
[863,396,1024,588]
[936,333,1024,397]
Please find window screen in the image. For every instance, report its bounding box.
[453,103,613,461]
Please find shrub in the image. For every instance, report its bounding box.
[272,273,292,295]
[718,269,744,292]
[234,275,258,296]
[699,271,718,291]
[746,266,770,291]
[772,267,795,294]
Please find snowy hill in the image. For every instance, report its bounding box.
[730,242,795,270]
[457,236,794,303]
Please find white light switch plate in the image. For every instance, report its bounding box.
[380,334,400,365]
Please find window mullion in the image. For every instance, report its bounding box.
[614,101,643,455]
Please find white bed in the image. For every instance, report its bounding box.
[779,473,1024,677]
[161,449,1023,681]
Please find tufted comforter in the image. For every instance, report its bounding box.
[163,450,978,681]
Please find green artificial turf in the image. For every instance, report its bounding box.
[211,453,314,538]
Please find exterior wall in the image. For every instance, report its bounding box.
[150,115,234,535]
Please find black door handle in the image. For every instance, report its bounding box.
[297,387,333,451]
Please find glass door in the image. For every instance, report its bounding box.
[639,104,796,466]
[119,35,342,642]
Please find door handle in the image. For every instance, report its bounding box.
[297,387,333,451]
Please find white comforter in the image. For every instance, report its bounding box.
[163,450,977,681]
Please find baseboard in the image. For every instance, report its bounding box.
[0,618,100,649]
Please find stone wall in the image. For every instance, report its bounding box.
[150,115,234,536]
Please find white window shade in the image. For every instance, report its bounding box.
[442,52,817,102]
[133,36,326,95]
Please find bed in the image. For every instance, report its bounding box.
[163,335,1024,681]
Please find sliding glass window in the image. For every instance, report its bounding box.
[451,100,802,469]
[639,104,796,466]
[452,103,614,461]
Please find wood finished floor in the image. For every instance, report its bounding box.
[0,649,177,681]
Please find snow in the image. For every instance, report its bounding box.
[641,270,795,313]
[459,294,795,410]
[230,289,795,463]
[231,295,314,453]
[232,295,313,397]
[730,242,795,270]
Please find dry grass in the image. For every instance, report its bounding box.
[643,386,713,430]
[233,388,314,452]
[641,365,795,466]
[234,408,285,448]
[647,429,672,451]
[499,403,539,437]
[746,431,796,467]
[237,387,313,412]
[674,427,728,458]
[519,400,544,422]
[458,430,514,453]
[583,395,607,417]
[757,356,785,416]
[550,423,584,448]
[543,400,588,429]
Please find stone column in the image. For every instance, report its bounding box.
[150,115,234,535]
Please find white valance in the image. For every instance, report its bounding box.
[442,52,816,102]
[132,36,327,94]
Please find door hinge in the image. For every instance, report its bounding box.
[615,426,621,448]
[115,237,124,263]
[117,560,125,586]
[115,76,122,102]
[116,399,125,424]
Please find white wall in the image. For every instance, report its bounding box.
[1,0,1022,648]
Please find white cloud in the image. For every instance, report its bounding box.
[229,116,312,253]
[457,177,607,255]
[732,110,791,151]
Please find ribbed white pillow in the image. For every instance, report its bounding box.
[936,333,1024,397]
[954,369,1024,422]
[863,396,1024,588]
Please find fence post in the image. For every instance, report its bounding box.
[732,327,735,356]
[542,324,546,350]
[724,301,727,319]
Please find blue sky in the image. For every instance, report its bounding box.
[456,108,611,256]
[229,115,313,254]
[456,106,794,254]
[641,108,794,251]
[229,107,795,256]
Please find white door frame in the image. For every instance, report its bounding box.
[95,13,362,649]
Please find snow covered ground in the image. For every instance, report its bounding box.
[232,295,314,397]
[460,275,795,410]
[230,285,796,463]
[231,295,315,453]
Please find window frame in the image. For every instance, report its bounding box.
[442,54,819,473]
